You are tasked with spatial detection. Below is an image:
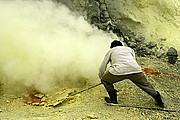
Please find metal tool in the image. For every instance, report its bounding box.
[68,83,102,96]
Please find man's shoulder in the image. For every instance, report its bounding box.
[113,46,132,50]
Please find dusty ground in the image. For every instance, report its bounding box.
[0,57,180,120]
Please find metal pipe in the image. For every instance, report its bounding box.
[68,83,102,96]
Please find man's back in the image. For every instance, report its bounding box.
[109,46,142,75]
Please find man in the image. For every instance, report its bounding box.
[98,40,165,108]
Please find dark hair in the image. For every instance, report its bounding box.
[110,40,123,48]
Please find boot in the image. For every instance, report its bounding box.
[154,91,165,108]
[105,90,118,104]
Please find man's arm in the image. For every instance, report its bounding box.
[98,50,112,79]
[131,49,136,59]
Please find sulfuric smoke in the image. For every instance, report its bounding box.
[0,0,113,93]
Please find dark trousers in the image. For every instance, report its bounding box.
[101,71,158,98]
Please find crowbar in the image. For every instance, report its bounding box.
[68,83,102,96]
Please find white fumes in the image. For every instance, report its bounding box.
[0,0,112,93]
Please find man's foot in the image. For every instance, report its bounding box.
[105,90,118,104]
[154,91,165,108]
[105,97,118,104]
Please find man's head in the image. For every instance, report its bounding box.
[110,40,123,48]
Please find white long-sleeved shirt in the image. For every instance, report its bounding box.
[99,46,142,78]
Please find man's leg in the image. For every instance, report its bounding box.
[101,71,121,104]
[130,72,164,108]
[101,71,127,104]
[101,79,118,104]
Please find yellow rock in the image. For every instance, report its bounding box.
[85,114,98,119]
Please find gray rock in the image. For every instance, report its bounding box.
[99,0,106,3]
[167,47,178,56]
[147,41,157,49]
[129,37,136,42]
[100,10,110,19]
[87,1,100,16]
[167,47,178,64]
[156,51,164,58]
[145,49,154,55]
[99,3,107,11]
[134,34,145,42]
[128,42,137,48]
[167,56,178,64]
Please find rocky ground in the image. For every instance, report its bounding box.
[0,57,180,120]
